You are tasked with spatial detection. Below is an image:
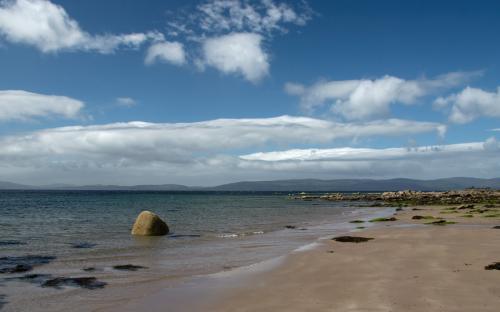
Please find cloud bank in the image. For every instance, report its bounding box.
[0,90,84,121]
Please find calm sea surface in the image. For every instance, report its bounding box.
[0,191,389,311]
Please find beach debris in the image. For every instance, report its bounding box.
[168,234,201,239]
[458,204,474,209]
[82,267,96,272]
[483,213,500,218]
[0,255,55,274]
[0,264,32,274]
[484,262,500,270]
[0,294,6,310]
[70,242,97,249]
[7,274,52,285]
[112,264,147,271]
[131,210,169,236]
[492,226,500,229]
[327,250,334,253]
[332,236,374,243]
[412,208,423,211]
[41,277,107,289]
[349,220,365,223]
[284,225,297,229]
[412,215,436,220]
[425,220,456,225]
[369,217,397,222]
[0,240,26,246]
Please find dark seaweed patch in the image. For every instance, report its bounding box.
[70,242,97,249]
[0,294,7,310]
[82,267,96,272]
[369,217,397,222]
[168,234,201,239]
[41,277,106,290]
[0,241,26,246]
[484,262,500,270]
[332,236,374,243]
[112,264,147,271]
[0,256,55,274]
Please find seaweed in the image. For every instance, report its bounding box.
[112,264,147,271]
[369,217,397,222]
[41,277,106,290]
[484,262,500,270]
[425,220,456,225]
[412,215,436,220]
[332,236,374,243]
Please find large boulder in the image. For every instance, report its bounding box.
[131,211,169,236]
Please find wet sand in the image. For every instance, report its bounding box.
[209,204,500,311]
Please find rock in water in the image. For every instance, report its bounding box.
[131,211,169,236]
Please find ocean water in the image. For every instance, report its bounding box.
[0,191,389,311]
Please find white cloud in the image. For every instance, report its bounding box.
[236,139,500,180]
[164,0,312,82]
[434,86,500,124]
[0,115,444,167]
[145,41,186,65]
[0,90,84,121]
[168,0,312,37]
[240,142,486,162]
[483,136,500,151]
[286,71,480,120]
[116,97,137,107]
[202,32,269,82]
[0,0,161,53]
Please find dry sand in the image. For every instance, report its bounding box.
[208,204,500,312]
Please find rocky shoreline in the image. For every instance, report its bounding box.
[292,188,500,205]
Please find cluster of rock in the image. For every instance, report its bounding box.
[293,189,500,205]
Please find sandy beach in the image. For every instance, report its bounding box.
[208,204,500,312]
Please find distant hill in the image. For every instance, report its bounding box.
[210,177,500,192]
[0,177,499,192]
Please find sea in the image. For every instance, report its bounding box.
[0,190,392,311]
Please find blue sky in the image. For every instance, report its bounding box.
[0,0,499,185]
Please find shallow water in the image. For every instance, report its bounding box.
[0,190,387,311]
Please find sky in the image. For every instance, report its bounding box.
[0,0,499,186]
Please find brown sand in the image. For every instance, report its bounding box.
[209,205,500,312]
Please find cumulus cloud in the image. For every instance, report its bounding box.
[0,0,161,53]
[165,0,312,82]
[201,32,268,82]
[286,71,480,120]
[145,41,186,65]
[434,86,500,124]
[0,90,84,121]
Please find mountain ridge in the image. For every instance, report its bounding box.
[1,177,499,192]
